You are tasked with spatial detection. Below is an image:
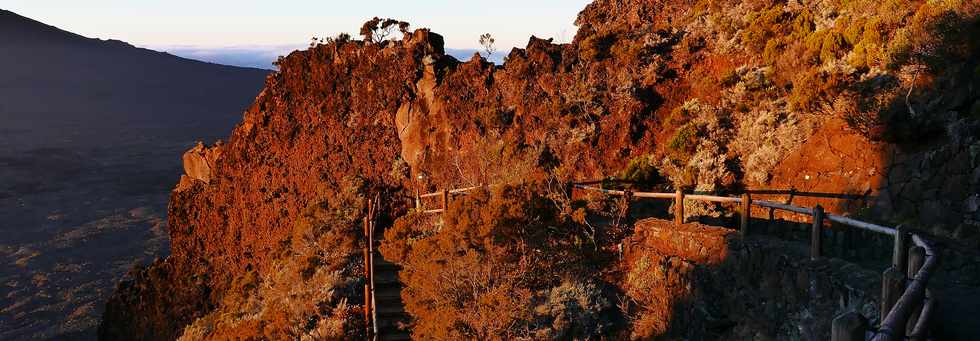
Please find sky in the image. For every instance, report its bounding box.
[5,1,590,67]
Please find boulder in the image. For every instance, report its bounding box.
[181,141,222,185]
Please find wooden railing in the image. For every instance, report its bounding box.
[362,197,380,339]
[407,182,940,341]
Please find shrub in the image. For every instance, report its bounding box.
[791,9,816,38]
[668,124,698,158]
[821,31,849,62]
[380,184,618,339]
[741,4,788,51]
[788,67,857,114]
[580,32,617,61]
[762,39,783,65]
[624,252,694,338]
[177,178,368,340]
[533,280,615,339]
[618,154,663,186]
[733,107,814,184]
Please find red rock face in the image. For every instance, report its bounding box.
[99,23,667,338]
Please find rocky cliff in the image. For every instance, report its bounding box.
[101,0,979,339]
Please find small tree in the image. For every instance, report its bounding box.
[360,17,410,43]
[479,33,496,58]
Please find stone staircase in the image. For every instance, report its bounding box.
[371,250,411,340]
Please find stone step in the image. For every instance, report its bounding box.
[374,286,402,299]
[375,295,404,308]
[375,316,406,331]
[373,271,401,284]
[378,331,411,341]
[376,303,406,315]
[373,258,400,270]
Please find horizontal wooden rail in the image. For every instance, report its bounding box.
[572,185,896,236]
[632,192,676,199]
[826,214,896,236]
[449,186,481,194]
[410,181,937,340]
[908,289,935,341]
[745,189,874,200]
[573,184,627,195]
[752,199,814,215]
[873,235,939,341]
[685,194,741,203]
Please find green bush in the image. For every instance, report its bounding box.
[668,124,698,159]
[741,5,788,51]
[821,31,849,62]
[618,154,662,186]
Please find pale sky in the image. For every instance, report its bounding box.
[4,1,591,50]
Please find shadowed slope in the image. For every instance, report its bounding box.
[0,9,270,340]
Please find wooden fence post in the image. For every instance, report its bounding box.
[442,189,449,211]
[415,188,422,211]
[906,246,926,334]
[832,311,868,341]
[565,181,574,201]
[674,189,684,224]
[880,266,905,326]
[811,205,824,260]
[740,193,751,236]
[362,204,373,339]
[623,189,633,221]
[892,225,909,276]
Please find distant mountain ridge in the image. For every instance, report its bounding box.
[0,9,269,340]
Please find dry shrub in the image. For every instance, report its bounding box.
[380,184,618,339]
[788,61,858,114]
[533,280,615,340]
[177,178,368,341]
[659,99,735,193]
[740,4,788,51]
[451,136,543,187]
[732,103,815,184]
[624,254,695,339]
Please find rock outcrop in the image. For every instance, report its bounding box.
[176,141,223,192]
[181,142,222,184]
[622,219,879,340]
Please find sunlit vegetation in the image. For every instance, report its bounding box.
[380,184,621,339]
[177,178,369,340]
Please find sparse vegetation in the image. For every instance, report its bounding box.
[479,33,496,58]
[380,184,620,339]
[177,178,368,340]
[359,17,410,43]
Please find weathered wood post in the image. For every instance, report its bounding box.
[880,266,906,327]
[832,311,868,341]
[892,225,909,276]
[674,189,684,224]
[907,245,925,279]
[442,189,450,211]
[906,246,926,334]
[622,189,633,221]
[362,202,373,338]
[740,193,751,236]
[415,187,422,211]
[811,205,824,260]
